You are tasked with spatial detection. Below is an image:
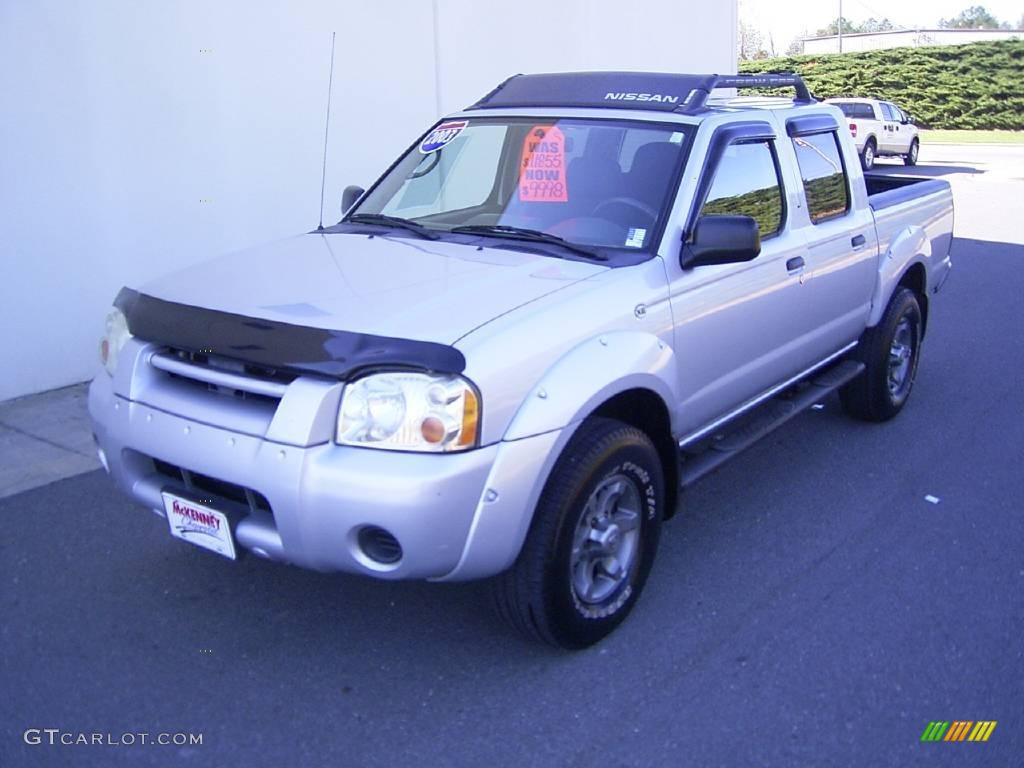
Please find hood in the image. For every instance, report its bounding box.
[138,232,605,345]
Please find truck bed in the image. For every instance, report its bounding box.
[864,173,949,212]
[864,173,954,280]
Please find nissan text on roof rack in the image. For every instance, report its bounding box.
[89,72,953,648]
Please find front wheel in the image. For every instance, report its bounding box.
[904,139,920,166]
[492,417,664,649]
[840,288,923,422]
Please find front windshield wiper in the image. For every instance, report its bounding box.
[449,225,608,261]
[345,213,440,240]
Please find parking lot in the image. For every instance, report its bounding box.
[2,143,1023,767]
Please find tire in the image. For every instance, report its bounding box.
[903,139,919,166]
[492,417,664,649]
[861,139,876,171]
[840,288,923,422]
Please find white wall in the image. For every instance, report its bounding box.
[0,0,736,401]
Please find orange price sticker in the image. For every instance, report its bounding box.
[518,126,568,202]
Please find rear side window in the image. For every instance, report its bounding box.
[700,141,784,238]
[880,103,896,121]
[792,132,850,224]
[835,102,874,120]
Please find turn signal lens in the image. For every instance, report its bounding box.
[99,307,132,376]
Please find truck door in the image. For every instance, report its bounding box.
[666,125,815,437]
[785,123,877,357]
[878,102,900,154]
[888,104,913,154]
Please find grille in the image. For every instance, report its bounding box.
[153,458,272,516]
[170,348,296,386]
[148,348,297,404]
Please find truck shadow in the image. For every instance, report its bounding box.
[870,161,985,177]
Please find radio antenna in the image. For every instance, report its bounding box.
[316,31,336,231]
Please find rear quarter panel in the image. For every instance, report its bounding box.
[867,180,954,326]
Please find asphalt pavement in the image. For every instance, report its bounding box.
[2,145,1023,767]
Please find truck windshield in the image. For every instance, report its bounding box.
[349,117,693,252]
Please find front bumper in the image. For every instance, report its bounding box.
[88,369,517,580]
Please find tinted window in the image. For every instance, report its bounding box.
[880,103,896,121]
[792,132,850,224]
[700,141,784,238]
[834,102,874,120]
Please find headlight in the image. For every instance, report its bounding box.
[98,307,132,376]
[336,372,480,453]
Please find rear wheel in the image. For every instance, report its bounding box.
[840,288,923,422]
[904,139,919,166]
[861,139,876,171]
[492,417,664,649]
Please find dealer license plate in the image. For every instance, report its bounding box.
[162,492,237,560]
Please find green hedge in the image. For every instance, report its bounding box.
[739,40,1024,130]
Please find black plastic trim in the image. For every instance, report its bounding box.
[467,71,814,115]
[467,71,714,113]
[683,120,778,237]
[114,288,466,380]
[786,113,840,137]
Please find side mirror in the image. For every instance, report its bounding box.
[681,215,762,269]
[341,185,365,215]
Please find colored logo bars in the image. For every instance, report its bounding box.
[921,721,997,742]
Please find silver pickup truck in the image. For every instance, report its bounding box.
[89,73,953,648]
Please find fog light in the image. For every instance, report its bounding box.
[357,526,403,565]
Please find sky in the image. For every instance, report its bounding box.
[740,0,1023,53]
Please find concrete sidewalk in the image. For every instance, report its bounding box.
[0,382,99,499]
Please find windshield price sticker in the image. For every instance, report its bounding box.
[420,120,468,153]
[519,126,568,202]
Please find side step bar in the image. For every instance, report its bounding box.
[678,359,865,490]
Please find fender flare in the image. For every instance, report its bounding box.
[503,330,680,441]
[437,331,679,581]
[867,226,930,328]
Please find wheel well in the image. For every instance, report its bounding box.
[898,262,929,336]
[865,136,877,148]
[592,389,679,519]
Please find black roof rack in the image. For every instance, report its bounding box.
[466,72,814,115]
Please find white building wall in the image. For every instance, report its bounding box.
[802,28,1022,55]
[0,0,736,401]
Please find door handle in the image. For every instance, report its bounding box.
[786,256,805,272]
[852,234,867,249]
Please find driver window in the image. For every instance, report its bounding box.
[700,141,784,239]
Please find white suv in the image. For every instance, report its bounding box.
[826,98,920,170]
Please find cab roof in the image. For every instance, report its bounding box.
[467,72,815,115]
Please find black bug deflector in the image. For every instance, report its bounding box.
[114,288,466,379]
